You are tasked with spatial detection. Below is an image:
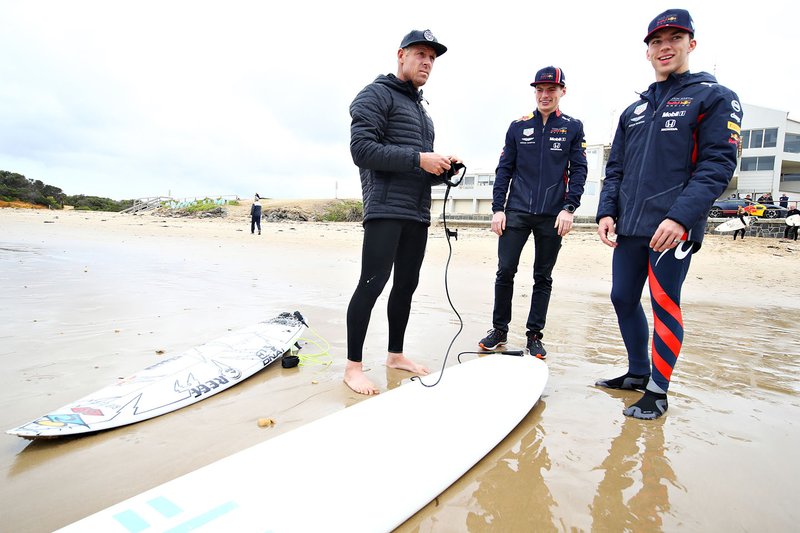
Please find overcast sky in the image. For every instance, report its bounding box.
[1,0,798,201]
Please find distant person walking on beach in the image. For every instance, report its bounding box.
[250,194,262,235]
[733,205,747,240]
[595,9,742,419]
[344,30,462,395]
[478,66,587,359]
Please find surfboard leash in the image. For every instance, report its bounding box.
[411,163,465,387]
[296,324,334,367]
[413,164,527,388]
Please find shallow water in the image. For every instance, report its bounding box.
[1,213,798,532]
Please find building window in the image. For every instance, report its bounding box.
[741,157,757,171]
[785,133,800,154]
[764,128,778,148]
[741,156,775,171]
[742,128,779,149]
[750,129,763,149]
[758,156,775,171]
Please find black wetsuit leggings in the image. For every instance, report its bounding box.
[346,219,428,362]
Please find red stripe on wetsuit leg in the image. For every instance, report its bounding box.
[648,260,684,383]
[652,345,673,381]
[648,262,683,326]
[653,313,682,356]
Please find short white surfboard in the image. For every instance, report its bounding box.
[56,352,548,532]
[7,312,307,439]
[786,214,800,227]
[714,216,753,232]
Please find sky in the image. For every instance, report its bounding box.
[1,0,798,201]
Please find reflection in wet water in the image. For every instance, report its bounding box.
[465,404,557,532]
[400,288,799,531]
[590,391,675,531]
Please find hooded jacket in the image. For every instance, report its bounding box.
[597,71,742,249]
[349,74,443,225]
[492,109,588,216]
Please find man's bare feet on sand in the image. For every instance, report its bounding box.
[386,352,430,376]
[344,361,379,395]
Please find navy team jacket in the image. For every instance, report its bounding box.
[597,71,742,249]
[492,109,588,215]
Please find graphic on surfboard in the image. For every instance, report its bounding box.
[55,352,549,532]
[7,312,307,439]
[714,216,754,232]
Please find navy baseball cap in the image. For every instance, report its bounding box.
[530,66,566,87]
[644,9,695,43]
[399,29,447,56]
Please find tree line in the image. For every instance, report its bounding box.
[0,170,132,211]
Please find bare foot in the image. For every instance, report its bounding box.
[344,361,379,395]
[386,352,430,376]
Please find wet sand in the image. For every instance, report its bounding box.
[1,206,798,531]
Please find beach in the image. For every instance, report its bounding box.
[1,204,799,531]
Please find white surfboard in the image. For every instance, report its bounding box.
[714,216,753,232]
[787,214,800,226]
[7,312,307,439]
[56,353,548,532]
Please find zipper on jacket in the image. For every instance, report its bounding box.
[533,113,545,214]
[631,81,685,229]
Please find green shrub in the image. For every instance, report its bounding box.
[320,200,363,222]
[184,198,222,213]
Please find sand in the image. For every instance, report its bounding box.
[1,204,799,531]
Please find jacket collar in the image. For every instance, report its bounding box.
[382,73,423,102]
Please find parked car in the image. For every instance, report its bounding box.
[763,204,789,218]
[708,199,765,217]
[708,199,788,219]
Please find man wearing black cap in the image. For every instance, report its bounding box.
[595,9,742,419]
[345,30,462,395]
[478,66,587,359]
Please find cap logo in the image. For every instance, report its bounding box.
[423,30,435,42]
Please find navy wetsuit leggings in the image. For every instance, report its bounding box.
[611,235,693,392]
[346,219,428,362]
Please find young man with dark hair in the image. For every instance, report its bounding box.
[478,66,587,359]
[595,9,742,419]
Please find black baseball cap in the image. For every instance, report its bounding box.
[530,66,566,87]
[399,29,447,57]
[644,9,695,43]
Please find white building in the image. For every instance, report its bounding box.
[732,103,800,203]
[433,103,799,217]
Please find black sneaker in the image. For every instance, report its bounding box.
[479,328,507,350]
[527,334,546,359]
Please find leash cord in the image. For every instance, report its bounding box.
[413,164,470,388]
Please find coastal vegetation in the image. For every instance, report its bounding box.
[319,199,363,222]
[0,170,132,211]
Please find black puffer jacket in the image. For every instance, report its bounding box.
[350,74,443,225]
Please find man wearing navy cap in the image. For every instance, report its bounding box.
[595,9,742,419]
[478,66,587,359]
[345,30,462,395]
